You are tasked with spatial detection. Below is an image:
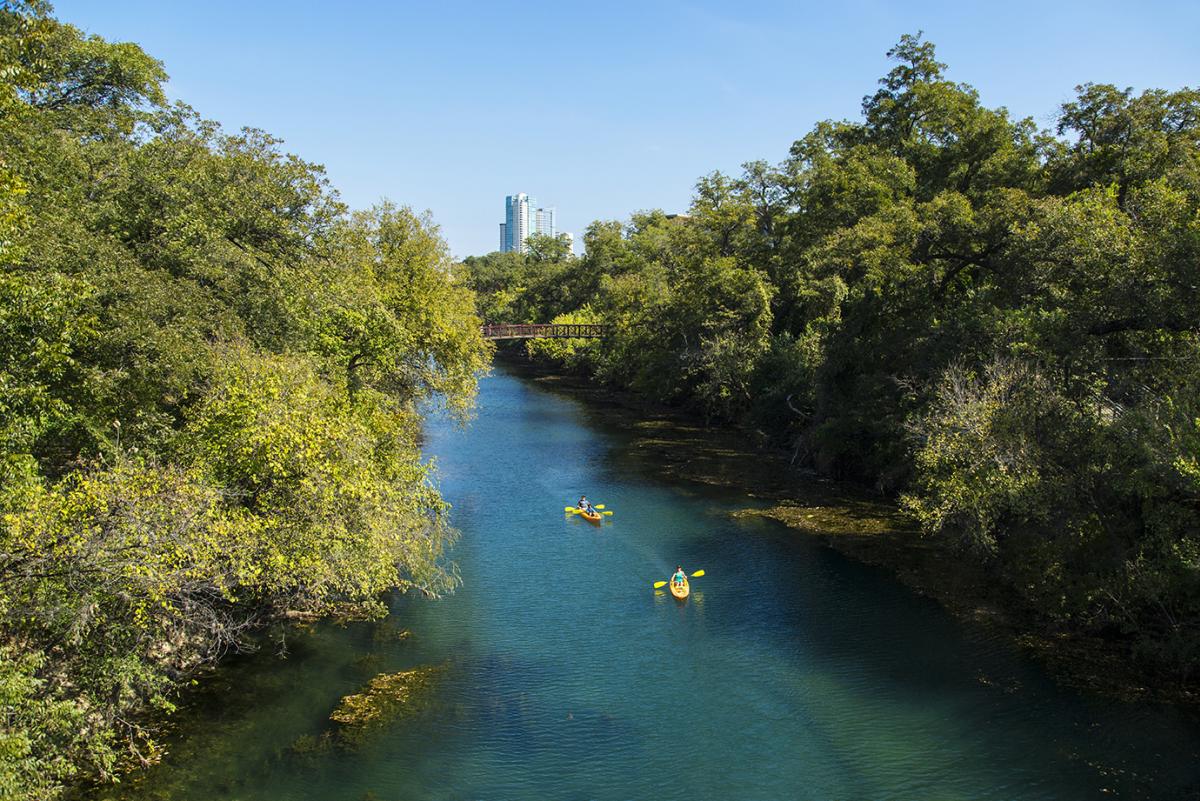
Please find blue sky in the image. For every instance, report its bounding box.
[55,1,1200,258]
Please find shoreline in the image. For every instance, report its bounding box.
[494,346,1200,714]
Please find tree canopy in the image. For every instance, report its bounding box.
[464,33,1200,684]
[0,4,489,797]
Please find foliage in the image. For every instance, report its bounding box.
[0,4,487,797]
[901,359,1081,558]
[462,33,1200,679]
[524,307,603,372]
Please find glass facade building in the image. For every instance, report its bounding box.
[502,193,536,253]
[501,194,565,253]
[535,207,556,237]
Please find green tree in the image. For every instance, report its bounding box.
[466,31,1200,681]
[0,5,487,796]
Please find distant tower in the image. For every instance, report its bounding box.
[535,207,557,237]
[502,194,564,253]
[502,193,536,253]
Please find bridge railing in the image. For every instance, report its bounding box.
[480,323,609,340]
[481,323,608,340]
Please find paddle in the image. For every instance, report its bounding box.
[653,569,703,589]
[565,506,614,516]
[594,504,605,509]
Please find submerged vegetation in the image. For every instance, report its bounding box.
[464,36,1200,684]
[288,666,443,760]
[0,2,488,797]
[328,666,441,734]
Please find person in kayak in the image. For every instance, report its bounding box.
[672,566,686,587]
[578,495,593,513]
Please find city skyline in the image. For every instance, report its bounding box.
[501,193,572,254]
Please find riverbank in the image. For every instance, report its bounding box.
[495,347,1200,713]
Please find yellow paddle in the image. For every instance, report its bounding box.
[565,506,613,516]
[652,569,704,589]
[594,504,605,509]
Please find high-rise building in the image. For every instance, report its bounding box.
[501,194,566,253]
[502,193,536,253]
[535,207,556,238]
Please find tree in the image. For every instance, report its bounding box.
[0,6,486,796]
[466,32,1200,681]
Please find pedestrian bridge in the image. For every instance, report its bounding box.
[481,323,608,340]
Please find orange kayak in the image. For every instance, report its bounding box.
[578,508,602,524]
[669,575,690,600]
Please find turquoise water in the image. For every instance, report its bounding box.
[104,366,1200,800]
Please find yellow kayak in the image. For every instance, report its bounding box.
[579,508,603,524]
[669,575,690,600]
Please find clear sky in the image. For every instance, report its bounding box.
[54,0,1200,258]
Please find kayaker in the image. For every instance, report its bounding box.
[578,495,592,513]
[672,565,686,586]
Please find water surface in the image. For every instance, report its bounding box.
[104,365,1200,800]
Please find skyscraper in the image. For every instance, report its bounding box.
[535,206,556,238]
[502,193,536,253]
[501,194,566,253]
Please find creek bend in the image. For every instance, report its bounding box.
[101,365,1200,800]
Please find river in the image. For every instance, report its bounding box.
[101,364,1200,800]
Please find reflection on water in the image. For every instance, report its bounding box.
[97,365,1200,801]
